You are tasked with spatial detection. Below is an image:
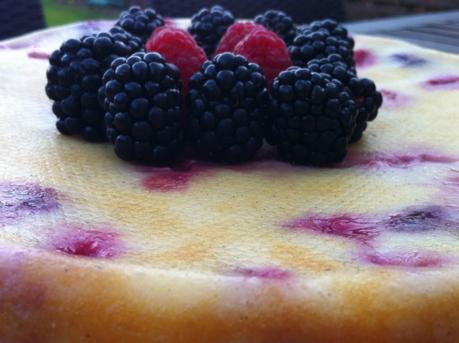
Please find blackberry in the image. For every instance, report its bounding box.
[45,27,142,141]
[115,6,164,43]
[188,52,270,163]
[307,54,383,142]
[270,67,357,165]
[102,52,184,164]
[348,77,383,142]
[254,10,297,46]
[289,19,354,68]
[188,5,235,56]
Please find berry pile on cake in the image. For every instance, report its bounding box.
[2,4,459,343]
[45,5,382,165]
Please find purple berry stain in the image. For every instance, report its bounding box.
[362,251,445,268]
[50,225,121,258]
[391,53,426,67]
[354,49,377,69]
[339,150,456,169]
[423,75,459,90]
[0,182,59,225]
[384,206,448,233]
[285,214,379,245]
[234,267,292,280]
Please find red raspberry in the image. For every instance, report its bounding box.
[146,27,207,95]
[234,28,292,86]
[215,22,265,55]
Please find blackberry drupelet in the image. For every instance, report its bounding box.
[254,10,297,46]
[270,67,357,165]
[188,52,270,163]
[115,6,164,43]
[45,27,142,142]
[102,52,184,164]
[188,5,235,56]
[307,54,383,142]
[289,19,354,68]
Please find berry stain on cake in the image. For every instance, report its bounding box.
[234,267,292,280]
[380,89,410,108]
[285,214,379,245]
[362,251,446,268]
[391,53,427,67]
[354,49,377,68]
[50,225,121,258]
[286,206,459,247]
[141,162,214,192]
[27,51,50,60]
[384,206,449,233]
[0,183,59,225]
[423,75,459,90]
[340,150,457,169]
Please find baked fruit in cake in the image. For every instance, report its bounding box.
[102,52,184,163]
[115,6,164,43]
[188,52,270,162]
[45,27,142,141]
[5,12,459,343]
[188,5,235,56]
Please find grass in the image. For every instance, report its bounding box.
[42,0,119,27]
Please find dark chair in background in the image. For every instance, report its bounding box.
[151,0,346,24]
[0,0,46,40]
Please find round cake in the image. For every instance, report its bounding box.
[1,19,459,342]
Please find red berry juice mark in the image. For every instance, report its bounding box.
[27,51,49,60]
[380,89,409,108]
[0,182,59,225]
[50,225,122,258]
[423,75,459,90]
[285,214,379,245]
[340,151,457,169]
[234,267,292,280]
[141,161,212,192]
[354,49,377,69]
[362,251,446,268]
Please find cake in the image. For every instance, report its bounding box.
[1,18,459,342]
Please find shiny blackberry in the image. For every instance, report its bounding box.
[307,54,383,142]
[102,52,184,164]
[188,5,235,56]
[289,19,354,68]
[254,10,297,45]
[115,6,164,42]
[270,67,357,165]
[45,27,142,141]
[188,52,270,163]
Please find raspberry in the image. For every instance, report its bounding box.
[234,29,292,86]
[146,27,206,95]
[215,22,265,55]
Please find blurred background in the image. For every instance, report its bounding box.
[0,0,458,50]
[32,0,459,27]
